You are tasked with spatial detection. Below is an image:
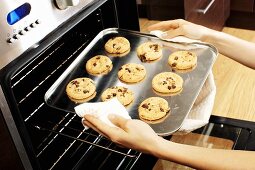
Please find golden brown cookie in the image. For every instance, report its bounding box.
[85,55,113,76]
[152,72,183,95]
[138,97,170,121]
[101,86,134,107]
[118,63,146,84]
[66,78,96,103]
[137,42,162,62]
[168,51,197,70]
[104,37,130,55]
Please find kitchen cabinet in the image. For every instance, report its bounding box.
[230,0,254,12]
[145,0,184,20]
[138,0,230,30]
[185,0,230,31]
[116,0,140,31]
[226,0,255,29]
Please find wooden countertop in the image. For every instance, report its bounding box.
[139,18,255,122]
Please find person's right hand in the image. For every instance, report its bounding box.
[147,19,212,41]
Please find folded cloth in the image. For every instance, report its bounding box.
[176,71,216,134]
[150,30,201,43]
[150,30,216,134]
[75,98,131,130]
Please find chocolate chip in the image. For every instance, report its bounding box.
[168,86,172,90]
[112,93,117,97]
[119,67,123,71]
[83,90,89,93]
[162,81,167,85]
[188,52,193,55]
[172,84,176,89]
[126,68,131,73]
[96,56,100,59]
[113,43,116,48]
[172,63,177,67]
[93,63,97,66]
[118,89,122,92]
[139,53,147,62]
[166,77,173,81]
[71,80,79,85]
[142,104,149,109]
[160,108,164,112]
[106,95,111,99]
[174,56,178,60]
[149,44,159,52]
[106,65,110,68]
[116,46,121,50]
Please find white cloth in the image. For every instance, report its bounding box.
[75,98,131,130]
[150,30,201,43]
[177,71,216,134]
[150,30,216,134]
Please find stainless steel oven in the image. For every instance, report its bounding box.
[1,0,255,170]
[0,0,145,169]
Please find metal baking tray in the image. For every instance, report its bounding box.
[45,28,217,136]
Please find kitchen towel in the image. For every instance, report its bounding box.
[150,30,201,43]
[176,70,216,134]
[150,30,216,134]
[75,98,131,130]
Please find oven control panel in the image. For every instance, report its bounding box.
[0,0,96,69]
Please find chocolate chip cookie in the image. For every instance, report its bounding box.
[137,41,162,62]
[152,72,183,95]
[101,86,134,107]
[66,77,96,103]
[85,55,113,76]
[138,97,170,121]
[118,63,146,84]
[168,51,197,70]
[104,37,130,55]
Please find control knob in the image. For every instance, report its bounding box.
[55,0,79,10]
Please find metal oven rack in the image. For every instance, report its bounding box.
[34,113,138,159]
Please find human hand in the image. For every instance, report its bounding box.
[147,19,212,41]
[83,114,162,153]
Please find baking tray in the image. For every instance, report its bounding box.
[44,28,218,136]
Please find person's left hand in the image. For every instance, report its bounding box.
[83,114,162,153]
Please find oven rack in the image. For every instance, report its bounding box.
[34,115,138,159]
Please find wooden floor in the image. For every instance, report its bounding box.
[139,18,255,122]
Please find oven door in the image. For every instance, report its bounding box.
[153,115,255,169]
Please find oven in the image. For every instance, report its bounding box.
[1,0,255,170]
[0,0,147,169]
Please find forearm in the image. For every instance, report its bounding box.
[151,138,255,170]
[203,30,255,69]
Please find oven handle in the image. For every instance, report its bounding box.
[197,0,215,14]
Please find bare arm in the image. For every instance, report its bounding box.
[147,19,255,69]
[84,114,255,170]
